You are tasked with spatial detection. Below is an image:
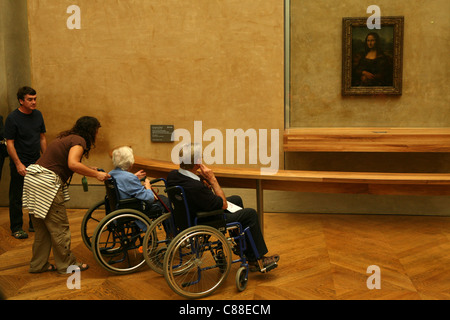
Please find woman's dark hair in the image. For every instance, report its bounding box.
[58,116,101,158]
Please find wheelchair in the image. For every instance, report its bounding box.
[154,185,277,299]
[80,176,169,274]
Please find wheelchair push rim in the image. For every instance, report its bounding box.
[81,199,107,250]
[92,209,152,275]
[163,225,232,299]
[143,212,173,275]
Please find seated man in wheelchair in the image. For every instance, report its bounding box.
[109,146,169,219]
[167,143,279,272]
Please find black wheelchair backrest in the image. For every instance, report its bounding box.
[165,185,192,233]
[104,178,119,212]
[165,185,227,234]
[104,176,143,212]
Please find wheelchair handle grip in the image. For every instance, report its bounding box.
[164,186,179,193]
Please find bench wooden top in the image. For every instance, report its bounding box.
[284,127,450,152]
[134,156,450,186]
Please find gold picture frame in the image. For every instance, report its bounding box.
[342,16,404,96]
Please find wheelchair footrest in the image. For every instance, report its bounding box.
[259,262,278,273]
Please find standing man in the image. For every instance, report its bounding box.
[4,86,47,239]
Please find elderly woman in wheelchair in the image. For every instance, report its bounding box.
[109,146,170,220]
[81,146,170,274]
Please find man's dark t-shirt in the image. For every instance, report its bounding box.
[4,108,46,166]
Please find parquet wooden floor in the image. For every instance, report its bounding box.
[0,207,449,300]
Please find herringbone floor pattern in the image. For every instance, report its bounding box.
[0,207,449,300]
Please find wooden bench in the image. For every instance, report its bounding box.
[283,127,450,152]
[133,150,450,231]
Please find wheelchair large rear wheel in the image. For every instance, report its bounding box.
[143,213,173,275]
[81,199,106,250]
[163,225,232,299]
[91,209,152,274]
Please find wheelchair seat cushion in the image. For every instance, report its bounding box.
[196,209,226,231]
[117,197,143,211]
[196,209,224,219]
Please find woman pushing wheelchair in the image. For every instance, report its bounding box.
[24,116,110,274]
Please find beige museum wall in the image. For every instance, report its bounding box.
[0,0,31,112]
[289,0,449,127]
[22,0,284,207]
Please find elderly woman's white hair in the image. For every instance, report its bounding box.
[112,146,135,171]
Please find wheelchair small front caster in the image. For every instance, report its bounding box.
[236,266,248,292]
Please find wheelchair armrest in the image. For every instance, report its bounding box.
[150,177,166,184]
[196,209,225,219]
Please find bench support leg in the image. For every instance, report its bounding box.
[256,179,264,235]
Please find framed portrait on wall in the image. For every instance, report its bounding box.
[342,16,404,96]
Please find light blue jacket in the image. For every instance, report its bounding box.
[109,168,154,203]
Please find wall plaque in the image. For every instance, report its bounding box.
[151,125,174,142]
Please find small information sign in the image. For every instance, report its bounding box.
[151,125,174,142]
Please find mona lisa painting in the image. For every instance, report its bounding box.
[342,16,404,95]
